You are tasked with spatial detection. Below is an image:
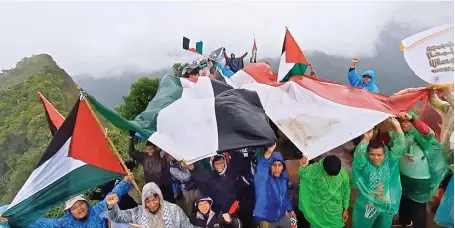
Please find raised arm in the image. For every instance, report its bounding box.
[255,144,276,182]
[223,49,229,60]
[297,154,318,180]
[347,58,362,87]
[170,166,191,182]
[353,129,374,169]
[428,88,450,115]
[442,87,454,108]
[107,204,139,224]
[240,52,248,59]
[388,118,406,160]
[92,176,134,214]
[128,133,144,164]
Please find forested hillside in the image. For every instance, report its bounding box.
[0,54,79,203]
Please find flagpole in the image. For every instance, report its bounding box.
[76,85,141,194]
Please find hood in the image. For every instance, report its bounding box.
[141,182,165,227]
[269,152,288,179]
[142,182,163,206]
[210,154,228,175]
[194,195,214,208]
[63,201,92,222]
[361,70,376,85]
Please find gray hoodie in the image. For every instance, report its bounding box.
[108,182,193,228]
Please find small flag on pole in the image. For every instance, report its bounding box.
[183,37,203,54]
[250,38,257,63]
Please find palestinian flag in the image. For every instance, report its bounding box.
[183,37,203,55]
[38,92,65,135]
[277,28,311,82]
[3,98,126,227]
[227,63,429,159]
[87,75,276,164]
[250,38,257,63]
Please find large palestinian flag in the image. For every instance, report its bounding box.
[228,63,429,159]
[38,92,65,135]
[3,98,126,227]
[88,75,276,164]
[277,28,311,82]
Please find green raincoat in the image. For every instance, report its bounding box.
[395,116,449,203]
[352,133,405,228]
[298,159,351,228]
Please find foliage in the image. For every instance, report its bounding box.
[44,203,65,218]
[0,54,67,90]
[0,55,79,204]
[0,55,162,219]
[114,77,160,120]
[172,63,188,77]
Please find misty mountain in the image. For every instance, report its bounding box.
[73,68,172,109]
[75,22,427,109]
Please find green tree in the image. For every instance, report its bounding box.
[114,77,160,120]
[172,63,188,77]
[0,55,78,204]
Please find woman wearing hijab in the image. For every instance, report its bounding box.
[107,182,193,228]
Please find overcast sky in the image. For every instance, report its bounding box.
[0,1,453,77]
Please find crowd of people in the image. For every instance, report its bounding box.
[0,56,452,228]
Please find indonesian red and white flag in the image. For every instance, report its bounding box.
[230,64,428,159]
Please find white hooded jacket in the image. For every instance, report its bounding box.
[108,182,193,228]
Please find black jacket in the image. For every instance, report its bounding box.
[192,164,242,213]
[190,211,241,228]
[128,137,170,186]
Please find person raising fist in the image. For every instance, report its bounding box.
[347,58,380,93]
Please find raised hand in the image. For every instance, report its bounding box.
[0,217,7,223]
[352,58,359,64]
[389,117,403,133]
[181,161,195,171]
[264,143,277,159]
[124,174,134,183]
[362,128,374,143]
[299,155,309,168]
[106,193,119,207]
[397,112,412,121]
[222,213,232,223]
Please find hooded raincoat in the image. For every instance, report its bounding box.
[193,154,241,214]
[347,68,380,93]
[253,152,292,223]
[396,113,449,203]
[223,52,247,73]
[108,182,192,228]
[352,133,406,228]
[27,180,132,228]
[298,158,351,228]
